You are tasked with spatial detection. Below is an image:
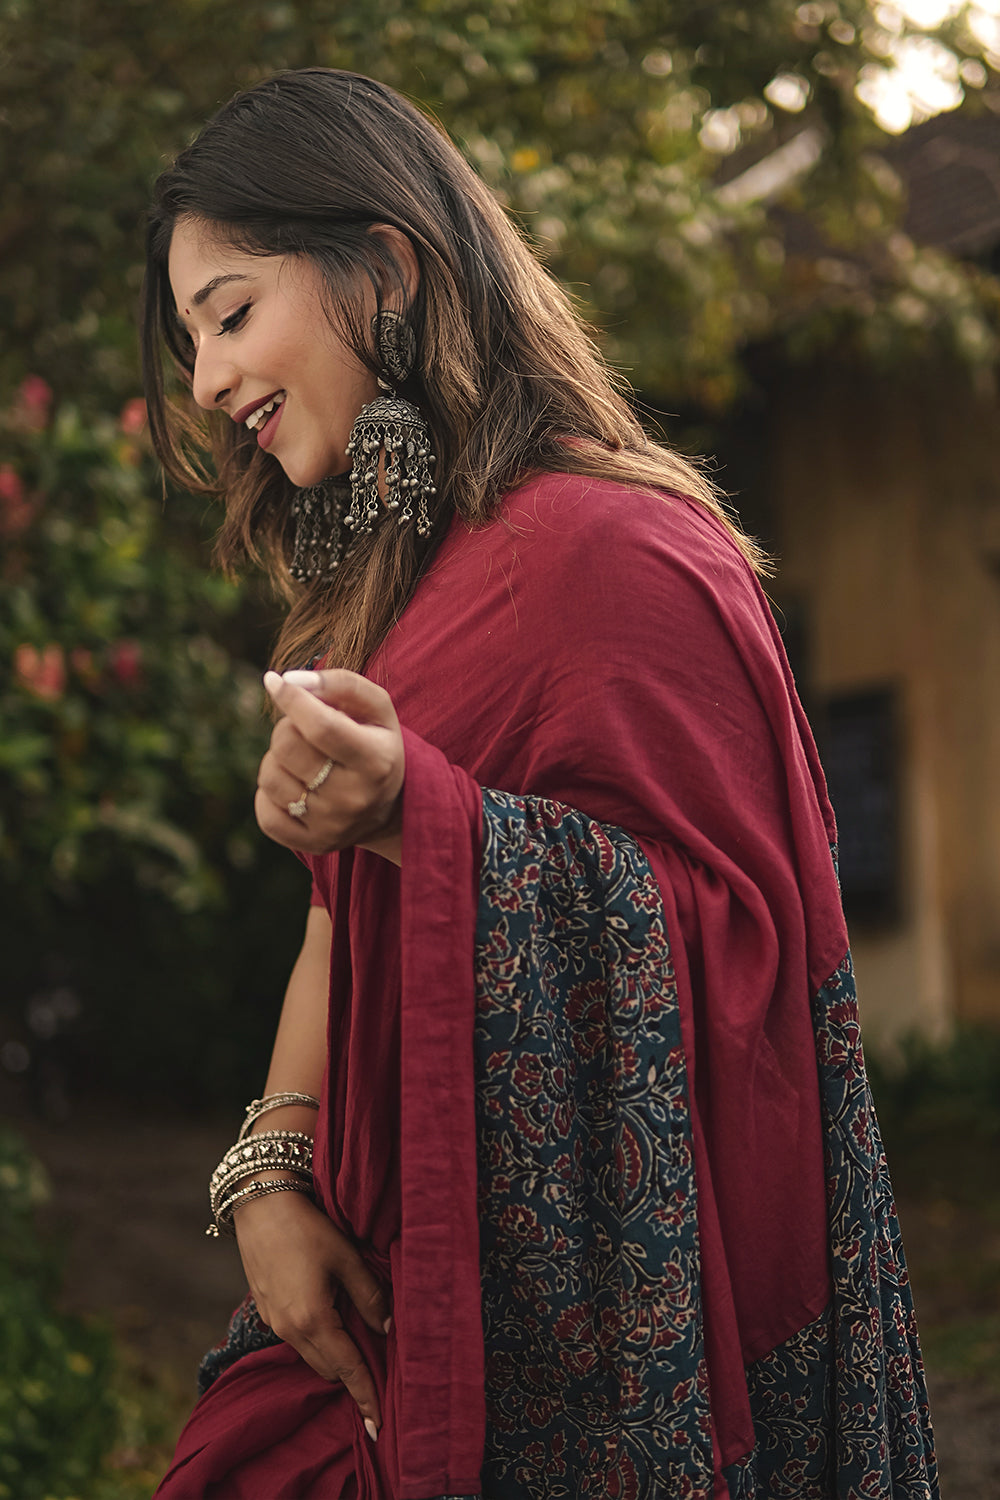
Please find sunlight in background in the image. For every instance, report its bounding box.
[854,0,1000,132]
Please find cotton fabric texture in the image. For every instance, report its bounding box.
[154,474,937,1499]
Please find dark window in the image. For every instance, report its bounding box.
[818,687,901,927]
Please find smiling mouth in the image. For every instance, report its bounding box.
[245,392,286,430]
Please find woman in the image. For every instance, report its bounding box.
[142,68,937,1500]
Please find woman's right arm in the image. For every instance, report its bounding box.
[232,903,390,1439]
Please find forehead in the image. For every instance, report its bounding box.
[167,218,261,308]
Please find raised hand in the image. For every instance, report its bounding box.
[256,669,404,863]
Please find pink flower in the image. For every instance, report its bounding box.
[119,397,147,435]
[15,642,66,699]
[12,375,52,431]
[109,639,143,687]
[0,465,33,536]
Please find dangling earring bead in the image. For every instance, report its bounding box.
[288,475,351,583]
[344,311,436,540]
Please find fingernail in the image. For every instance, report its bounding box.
[364,1417,379,1443]
[382,1316,392,1336]
[262,670,283,695]
[283,670,322,691]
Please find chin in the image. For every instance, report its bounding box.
[277,458,323,489]
[280,451,347,490]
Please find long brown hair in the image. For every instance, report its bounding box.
[143,68,765,673]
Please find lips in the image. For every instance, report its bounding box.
[255,399,285,451]
[231,390,285,427]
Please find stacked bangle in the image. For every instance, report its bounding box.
[206,1091,320,1239]
[207,1176,310,1237]
[238,1092,320,1140]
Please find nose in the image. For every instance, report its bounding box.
[191,341,236,413]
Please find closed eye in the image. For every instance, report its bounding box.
[218,302,251,335]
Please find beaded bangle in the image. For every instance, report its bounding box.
[207,1176,312,1238]
[215,1174,308,1223]
[209,1131,314,1217]
[206,1099,320,1243]
[238,1092,320,1141]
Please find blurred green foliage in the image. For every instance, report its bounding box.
[0,383,308,1104]
[0,1128,117,1499]
[2,0,999,411]
[868,1024,1000,1152]
[1,394,259,913]
[0,1126,196,1496]
[868,1028,1000,1391]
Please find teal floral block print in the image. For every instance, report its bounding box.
[724,953,938,1498]
[474,797,938,1500]
[474,792,712,1499]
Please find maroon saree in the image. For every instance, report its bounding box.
[154,474,930,1498]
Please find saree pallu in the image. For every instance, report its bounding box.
[154,474,938,1498]
[472,790,936,1498]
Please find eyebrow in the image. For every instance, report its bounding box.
[191,272,252,309]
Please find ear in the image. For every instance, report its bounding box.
[368,224,421,307]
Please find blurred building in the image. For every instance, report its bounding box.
[729,112,1000,1047]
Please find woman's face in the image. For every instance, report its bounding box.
[168,217,379,488]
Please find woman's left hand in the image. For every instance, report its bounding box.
[256,669,404,865]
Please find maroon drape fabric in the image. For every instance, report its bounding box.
[157,474,848,1498]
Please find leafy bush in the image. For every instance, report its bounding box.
[867,1025,1000,1143]
[867,1024,1000,1209]
[0,1128,117,1500]
[0,383,308,1106]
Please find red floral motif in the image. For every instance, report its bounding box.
[509,1103,546,1146]
[497,1202,545,1243]
[491,863,542,911]
[614,1123,644,1192]
[511,1053,546,1097]
[552,1303,589,1343]
[653,1189,691,1229]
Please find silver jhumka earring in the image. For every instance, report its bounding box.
[343,310,436,539]
[288,474,352,583]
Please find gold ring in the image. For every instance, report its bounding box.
[287,792,309,819]
[307,757,335,792]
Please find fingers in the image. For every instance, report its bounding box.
[263,671,399,767]
[299,1313,382,1433]
[335,1240,393,1338]
[257,721,333,811]
[261,1298,383,1434]
[282,668,398,728]
[255,668,405,856]
[256,747,315,812]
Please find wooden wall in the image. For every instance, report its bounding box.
[763,360,1000,1046]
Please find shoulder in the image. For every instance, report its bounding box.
[495,470,762,620]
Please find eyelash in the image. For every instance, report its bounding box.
[218,302,251,335]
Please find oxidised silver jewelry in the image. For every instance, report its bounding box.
[289,312,436,576]
[289,474,352,583]
[374,308,417,385]
[343,310,436,540]
[344,395,436,538]
[239,1093,320,1141]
